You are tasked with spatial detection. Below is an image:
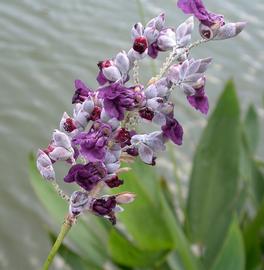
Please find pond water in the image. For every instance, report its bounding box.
[0,0,263,269]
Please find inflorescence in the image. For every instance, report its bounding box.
[36,0,246,225]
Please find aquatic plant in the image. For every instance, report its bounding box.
[36,1,246,269]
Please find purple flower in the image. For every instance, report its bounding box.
[98,83,143,121]
[162,116,183,145]
[177,0,224,27]
[187,78,209,114]
[64,162,107,191]
[73,121,112,162]
[91,196,117,224]
[72,80,93,104]
[147,28,176,59]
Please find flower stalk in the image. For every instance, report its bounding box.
[42,214,76,270]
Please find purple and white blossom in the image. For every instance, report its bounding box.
[177,0,246,40]
[36,3,246,225]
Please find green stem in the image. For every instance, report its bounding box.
[42,215,75,270]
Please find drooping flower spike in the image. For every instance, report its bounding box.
[36,2,246,224]
[177,0,247,40]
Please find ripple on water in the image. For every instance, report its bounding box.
[0,1,263,269]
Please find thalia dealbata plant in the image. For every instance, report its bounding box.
[36,1,246,269]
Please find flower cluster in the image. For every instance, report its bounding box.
[36,0,246,224]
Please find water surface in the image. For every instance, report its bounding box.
[0,0,263,269]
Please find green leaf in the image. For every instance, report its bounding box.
[186,80,241,267]
[210,220,245,270]
[49,232,100,270]
[28,154,108,267]
[114,162,175,250]
[250,160,264,205]
[109,228,169,268]
[244,105,259,154]
[111,162,198,270]
[243,199,264,270]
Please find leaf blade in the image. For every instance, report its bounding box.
[186,80,241,267]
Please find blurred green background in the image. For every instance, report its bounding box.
[0,0,264,269]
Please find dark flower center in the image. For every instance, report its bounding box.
[201,29,212,39]
[115,128,131,144]
[64,118,77,132]
[133,36,148,54]
[139,107,154,121]
[105,176,124,188]
[89,106,101,121]
[98,60,113,69]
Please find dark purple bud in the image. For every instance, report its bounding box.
[139,107,154,121]
[92,196,117,220]
[126,146,139,157]
[162,117,183,145]
[133,36,148,54]
[105,175,124,188]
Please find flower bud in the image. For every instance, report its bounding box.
[167,64,181,84]
[157,28,176,51]
[196,58,212,73]
[176,16,194,47]
[39,166,56,181]
[144,27,160,44]
[37,149,52,167]
[49,146,73,161]
[104,175,123,188]
[105,161,120,174]
[145,84,158,99]
[115,192,136,204]
[139,107,155,121]
[155,13,165,31]
[133,36,148,54]
[82,99,94,114]
[36,150,55,181]
[102,65,122,82]
[127,48,147,61]
[60,112,77,134]
[146,97,163,110]
[74,110,89,130]
[131,22,144,40]
[146,13,165,31]
[213,22,247,40]
[114,51,130,75]
[69,191,90,216]
[53,130,71,149]
[181,83,196,96]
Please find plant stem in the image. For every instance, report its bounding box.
[42,214,75,270]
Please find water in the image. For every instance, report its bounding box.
[0,0,263,269]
